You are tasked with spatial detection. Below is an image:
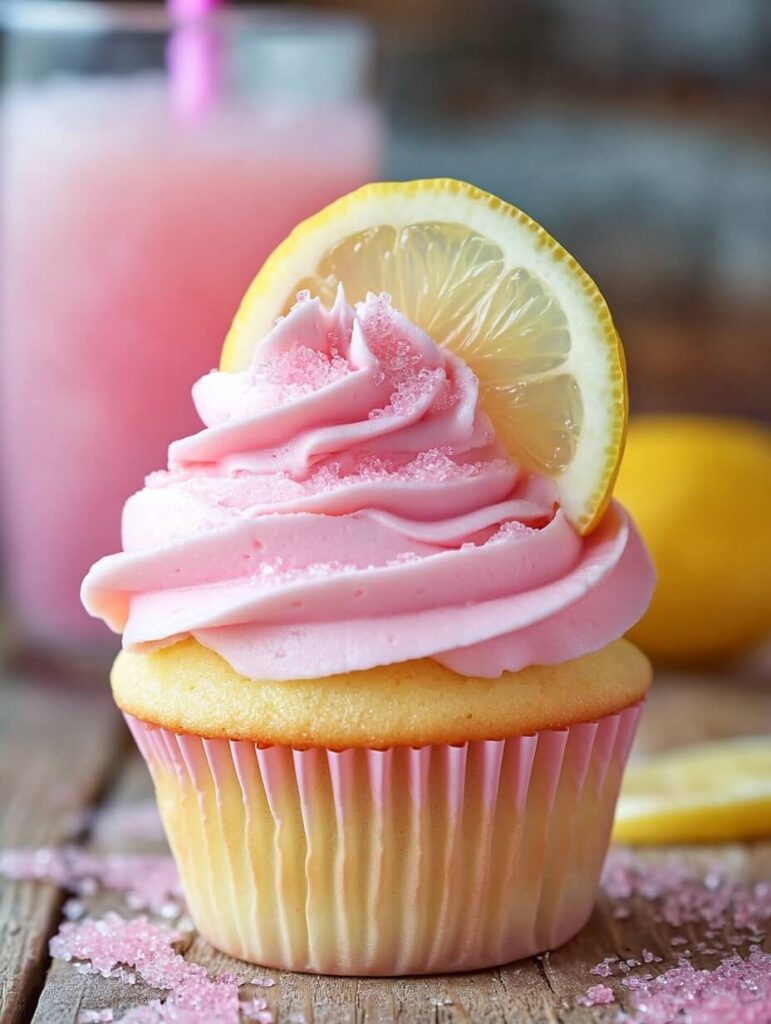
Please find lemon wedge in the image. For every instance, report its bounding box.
[221,179,626,534]
[614,737,771,844]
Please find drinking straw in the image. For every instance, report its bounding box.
[166,0,224,121]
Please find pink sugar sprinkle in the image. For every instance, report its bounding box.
[255,345,350,402]
[359,294,416,378]
[356,293,462,416]
[431,376,460,413]
[577,983,615,1007]
[490,520,537,541]
[623,974,652,991]
[369,366,446,420]
[601,851,771,937]
[618,950,771,1024]
[77,1012,114,1023]
[0,848,182,917]
[51,913,242,1024]
[236,449,504,507]
[591,960,614,977]
[180,446,514,515]
[240,998,267,1012]
[240,999,272,1021]
[250,977,276,988]
[64,897,86,921]
[592,853,771,1022]
[50,914,181,983]
[642,949,663,964]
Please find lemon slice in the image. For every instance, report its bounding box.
[221,178,627,533]
[613,737,771,844]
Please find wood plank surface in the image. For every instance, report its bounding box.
[2,669,769,1023]
[29,753,174,1024]
[0,675,124,1024]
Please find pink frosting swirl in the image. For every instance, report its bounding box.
[82,290,654,679]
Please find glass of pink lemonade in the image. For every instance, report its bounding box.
[0,3,382,657]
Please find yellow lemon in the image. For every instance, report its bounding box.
[613,737,771,844]
[615,416,771,662]
[221,179,627,534]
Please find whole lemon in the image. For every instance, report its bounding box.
[614,416,771,663]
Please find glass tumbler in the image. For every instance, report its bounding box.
[0,2,382,659]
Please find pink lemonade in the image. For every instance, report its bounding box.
[0,77,381,648]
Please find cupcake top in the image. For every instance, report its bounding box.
[82,289,654,681]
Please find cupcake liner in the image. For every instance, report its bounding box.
[126,703,641,975]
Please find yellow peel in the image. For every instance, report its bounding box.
[614,737,771,844]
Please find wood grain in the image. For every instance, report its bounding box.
[0,676,124,1024]
[634,667,771,754]
[30,750,172,1024]
[3,671,770,1023]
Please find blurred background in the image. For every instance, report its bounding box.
[0,0,769,672]
[0,8,769,1016]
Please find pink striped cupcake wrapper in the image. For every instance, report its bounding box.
[126,702,641,975]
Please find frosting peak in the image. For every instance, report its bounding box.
[82,291,654,679]
[170,289,494,479]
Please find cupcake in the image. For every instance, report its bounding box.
[82,179,655,975]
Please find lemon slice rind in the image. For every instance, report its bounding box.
[221,179,626,534]
[613,737,771,845]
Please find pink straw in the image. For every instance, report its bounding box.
[169,0,222,14]
[166,0,224,122]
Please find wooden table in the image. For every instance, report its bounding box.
[1,660,769,1024]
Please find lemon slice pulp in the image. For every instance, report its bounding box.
[221,178,627,533]
[614,737,771,844]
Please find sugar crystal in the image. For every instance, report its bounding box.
[0,847,182,917]
[240,998,270,1019]
[64,898,86,921]
[576,984,615,1006]
[490,520,536,542]
[620,950,771,1024]
[601,851,770,937]
[594,852,771,1022]
[51,913,242,1024]
[590,960,614,978]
